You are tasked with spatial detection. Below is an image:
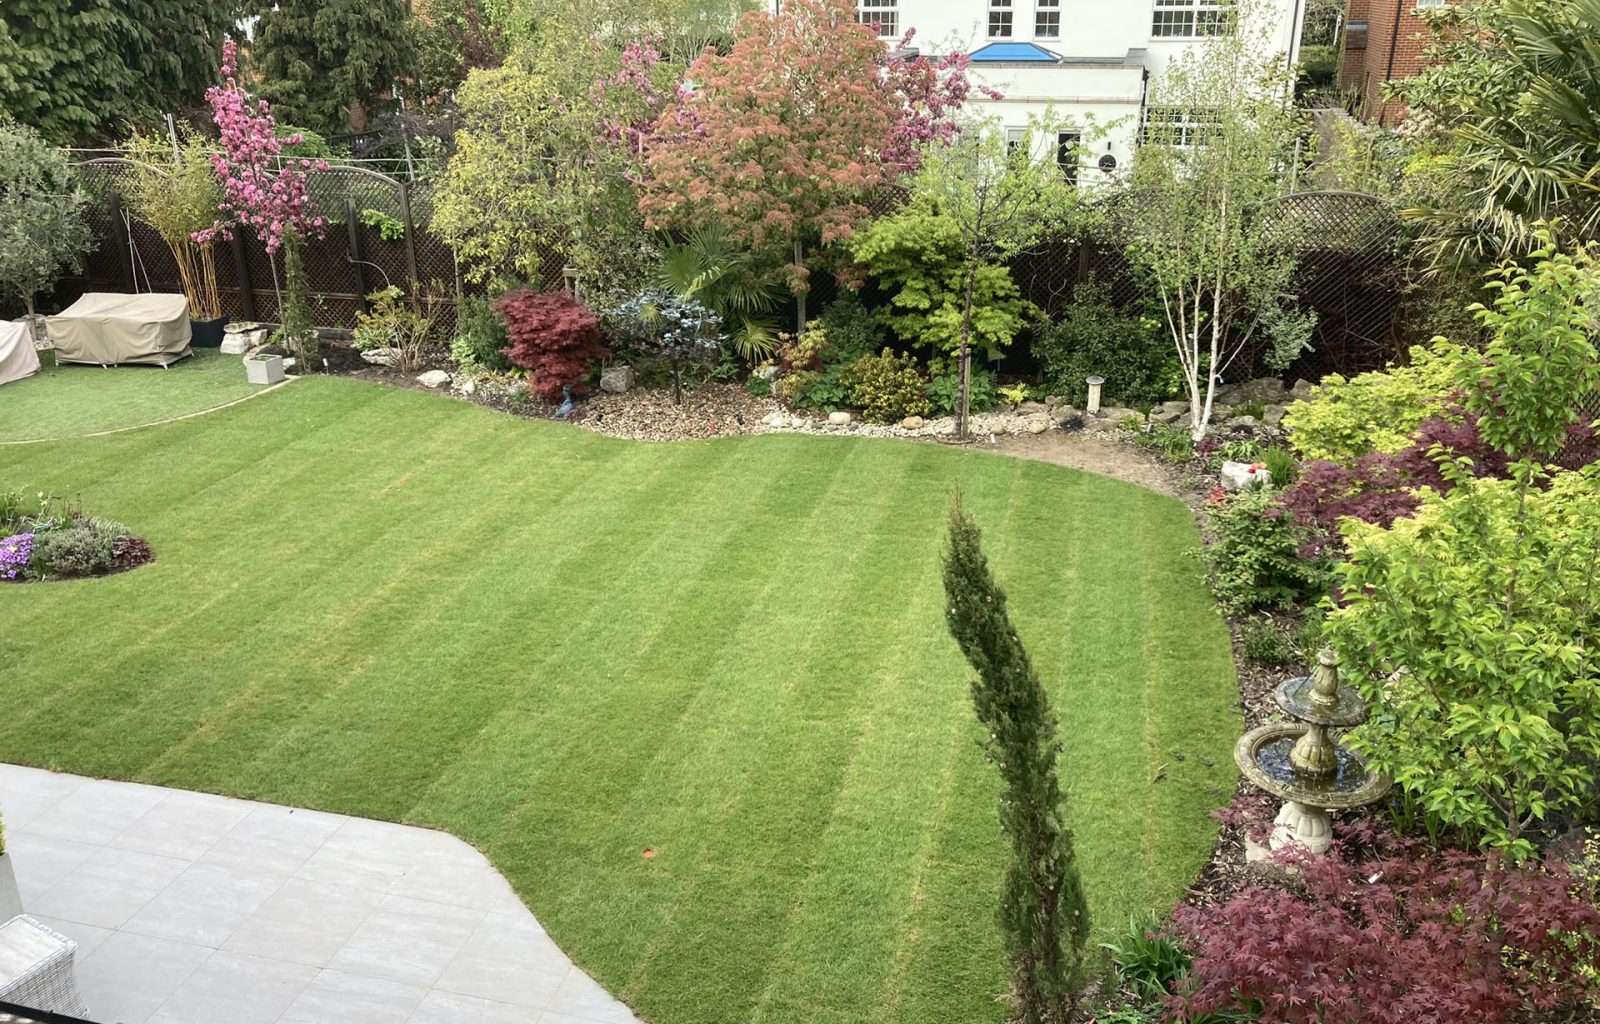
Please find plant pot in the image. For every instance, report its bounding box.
[0,853,22,921]
[190,315,230,348]
[246,354,285,385]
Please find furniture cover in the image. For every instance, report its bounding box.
[47,293,191,367]
[0,322,39,387]
[0,917,88,1017]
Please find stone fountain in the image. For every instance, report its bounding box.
[1234,647,1391,859]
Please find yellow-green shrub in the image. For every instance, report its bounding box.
[839,349,932,424]
[1282,340,1471,463]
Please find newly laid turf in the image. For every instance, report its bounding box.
[0,348,263,442]
[0,378,1239,1024]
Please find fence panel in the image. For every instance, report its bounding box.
[58,164,1408,385]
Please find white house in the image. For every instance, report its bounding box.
[859,0,1307,180]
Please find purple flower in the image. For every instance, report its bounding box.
[0,532,33,581]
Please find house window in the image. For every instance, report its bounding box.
[1005,127,1028,157]
[857,0,898,38]
[1141,107,1219,147]
[1035,0,1060,38]
[1414,0,1447,7]
[1151,0,1233,38]
[1056,132,1080,184]
[1345,19,1368,49]
[988,0,1013,38]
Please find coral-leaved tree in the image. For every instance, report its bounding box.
[640,0,981,329]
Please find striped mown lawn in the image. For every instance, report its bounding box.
[0,377,1239,1024]
[0,348,263,442]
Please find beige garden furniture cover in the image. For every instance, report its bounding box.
[47,292,192,367]
[0,321,39,386]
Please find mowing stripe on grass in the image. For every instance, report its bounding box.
[0,379,1239,1024]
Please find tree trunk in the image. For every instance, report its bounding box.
[958,261,978,441]
[794,238,806,333]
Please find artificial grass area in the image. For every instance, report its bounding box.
[0,348,262,443]
[0,378,1240,1024]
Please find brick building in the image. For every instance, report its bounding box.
[1339,0,1458,125]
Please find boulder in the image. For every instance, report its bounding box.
[928,417,957,436]
[1082,414,1120,433]
[1043,394,1066,409]
[1221,460,1271,491]
[828,410,853,425]
[1017,400,1048,415]
[1217,377,1288,406]
[1263,404,1287,427]
[1149,401,1189,426]
[600,364,635,393]
[1290,378,1315,401]
[1053,407,1084,429]
[220,334,252,356]
[359,347,398,366]
[762,411,786,427]
[1225,415,1262,431]
[901,415,925,430]
[1025,415,1051,434]
[417,369,451,388]
[460,378,477,396]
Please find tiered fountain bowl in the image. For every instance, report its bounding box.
[1234,648,1390,859]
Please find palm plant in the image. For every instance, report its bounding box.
[1398,0,1600,268]
[654,225,781,361]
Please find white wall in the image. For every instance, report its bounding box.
[886,0,1303,65]
[870,0,1306,175]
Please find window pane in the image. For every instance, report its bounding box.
[1151,9,1194,36]
[989,8,1013,36]
[1056,132,1080,185]
[1035,9,1059,36]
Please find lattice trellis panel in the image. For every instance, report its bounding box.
[63,160,1412,385]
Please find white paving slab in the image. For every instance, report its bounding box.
[0,764,640,1024]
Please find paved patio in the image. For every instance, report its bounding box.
[0,765,639,1024]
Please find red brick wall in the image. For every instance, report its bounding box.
[1340,0,1458,125]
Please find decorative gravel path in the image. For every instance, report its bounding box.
[0,764,638,1024]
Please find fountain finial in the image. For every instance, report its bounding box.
[1311,647,1340,714]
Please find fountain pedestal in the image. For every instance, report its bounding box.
[1245,801,1333,862]
[1234,649,1391,861]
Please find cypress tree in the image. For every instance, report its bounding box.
[942,502,1089,1024]
[251,0,414,137]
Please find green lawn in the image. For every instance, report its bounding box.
[0,348,263,442]
[0,377,1239,1024]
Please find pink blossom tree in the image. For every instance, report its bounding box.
[198,38,330,361]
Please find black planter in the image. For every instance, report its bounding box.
[190,315,230,348]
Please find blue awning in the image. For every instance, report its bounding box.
[968,42,1062,62]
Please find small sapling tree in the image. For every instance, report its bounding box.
[861,114,1078,439]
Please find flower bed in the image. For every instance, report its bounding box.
[0,491,153,582]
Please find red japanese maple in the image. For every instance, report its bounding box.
[494,290,610,401]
